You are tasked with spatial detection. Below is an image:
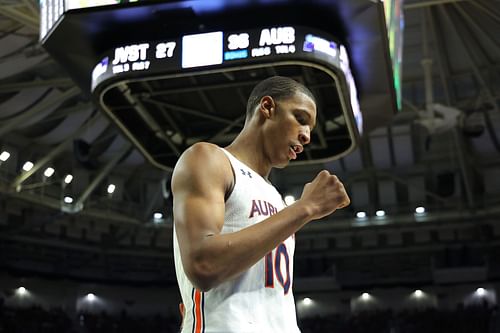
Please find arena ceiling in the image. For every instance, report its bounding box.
[0,0,499,285]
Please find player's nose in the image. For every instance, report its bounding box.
[299,127,310,145]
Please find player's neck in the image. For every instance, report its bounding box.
[225,129,272,179]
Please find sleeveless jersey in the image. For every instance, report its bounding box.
[173,147,300,333]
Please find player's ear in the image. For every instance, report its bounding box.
[259,96,275,120]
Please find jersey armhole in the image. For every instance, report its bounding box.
[220,149,236,202]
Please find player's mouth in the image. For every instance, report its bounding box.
[288,144,303,160]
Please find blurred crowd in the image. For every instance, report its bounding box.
[0,298,497,333]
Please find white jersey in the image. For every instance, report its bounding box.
[173,147,300,333]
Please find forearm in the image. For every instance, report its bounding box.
[186,201,312,291]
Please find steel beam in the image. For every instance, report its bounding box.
[0,86,80,137]
[118,83,181,156]
[404,0,469,10]
[10,111,100,190]
[0,78,73,93]
[72,142,133,212]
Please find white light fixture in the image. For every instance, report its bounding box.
[361,292,371,301]
[86,293,96,301]
[107,184,116,194]
[303,297,312,306]
[356,211,367,219]
[375,210,386,217]
[0,151,10,162]
[64,196,73,204]
[476,288,486,297]
[284,195,295,205]
[22,161,34,172]
[154,212,163,220]
[414,289,423,298]
[415,206,426,214]
[16,287,27,295]
[64,174,73,184]
[44,167,55,178]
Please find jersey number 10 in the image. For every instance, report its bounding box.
[265,243,291,294]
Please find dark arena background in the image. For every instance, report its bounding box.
[0,0,499,332]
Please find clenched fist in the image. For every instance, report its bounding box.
[299,170,350,221]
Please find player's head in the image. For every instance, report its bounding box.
[245,76,317,168]
[245,76,316,122]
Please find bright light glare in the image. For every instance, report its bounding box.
[375,210,386,217]
[107,184,116,194]
[22,161,34,172]
[44,167,55,178]
[17,287,27,295]
[154,212,163,220]
[86,293,96,301]
[414,290,423,298]
[361,292,371,301]
[64,174,73,184]
[415,206,426,214]
[0,151,10,161]
[476,288,486,297]
[303,297,312,306]
[64,196,73,204]
[356,211,367,219]
[284,195,295,205]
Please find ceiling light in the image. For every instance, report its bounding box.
[16,287,27,295]
[303,297,312,306]
[64,174,73,184]
[476,288,486,297]
[64,196,73,204]
[154,212,163,220]
[0,151,10,162]
[284,195,295,205]
[414,289,423,298]
[86,293,96,301]
[415,206,426,214]
[107,184,116,194]
[375,210,386,217]
[22,161,34,172]
[361,292,371,301]
[44,167,55,178]
[356,211,367,219]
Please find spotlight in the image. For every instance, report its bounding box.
[414,289,423,298]
[64,174,73,184]
[361,292,371,301]
[44,167,55,178]
[375,210,386,217]
[415,206,426,214]
[476,288,486,297]
[107,184,116,194]
[356,211,367,219]
[86,293,96,301]
[22,161,34,172]
[0,151,10,162]
[284,195,295,205]
[64,196,73,204]
[154,212,163,220]
[16,287,27,295]
[303,297,312,306]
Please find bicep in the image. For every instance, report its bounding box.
[172,145,229,259]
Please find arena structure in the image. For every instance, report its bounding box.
[0,0,499,332]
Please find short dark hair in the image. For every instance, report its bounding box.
[246,76,316,119]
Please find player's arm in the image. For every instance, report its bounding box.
[173,143,349,291]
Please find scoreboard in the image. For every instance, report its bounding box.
[91,26,363,134]
[39,0,398,170]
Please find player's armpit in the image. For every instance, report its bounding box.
[172,142,232,290]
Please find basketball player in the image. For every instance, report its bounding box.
[172,76,350,332]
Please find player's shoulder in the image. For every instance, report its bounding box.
[179,142,226,165]
[173,142,231,180]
